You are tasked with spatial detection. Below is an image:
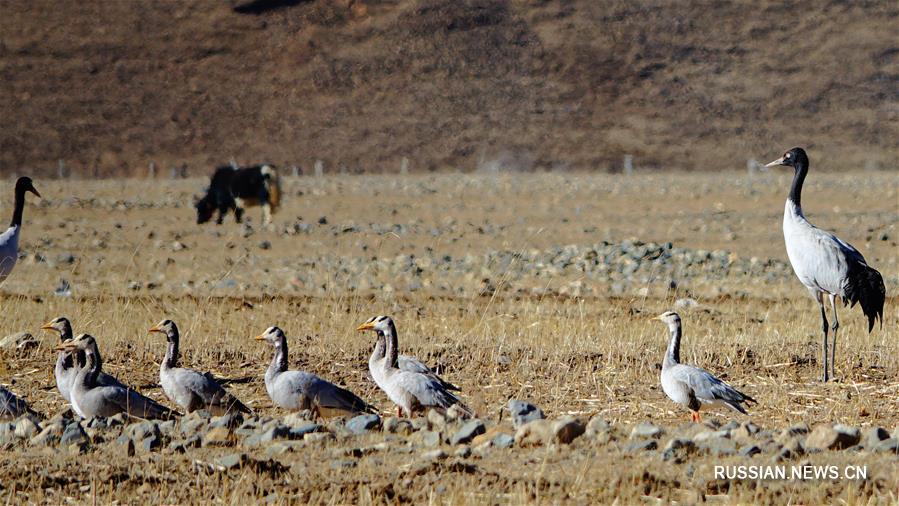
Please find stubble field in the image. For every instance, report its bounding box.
[0,171,897,504]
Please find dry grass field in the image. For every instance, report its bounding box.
[1,171,897,504]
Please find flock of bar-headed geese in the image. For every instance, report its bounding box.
[0,148,888,426]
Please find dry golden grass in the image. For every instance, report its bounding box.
[0,172,897,503]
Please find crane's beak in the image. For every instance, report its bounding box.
[29,187,41,198]
[40,321,56,330]
[148,325,162,334]
[356,322,375,332]
[254,334,266,341]
[765,156,785,168]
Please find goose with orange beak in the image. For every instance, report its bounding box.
[150,319,250,415]
[357,316,472,418]
[654,311,755,422]
[254,326,376,418]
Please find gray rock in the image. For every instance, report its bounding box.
[738,445,761,457]
[493,433,515,449]
[624,439,658,453]
[630,422,663,439]
[806,425,860,451]
[216,453,247,470]
[303,432,335,444]
[141,434,162,452]
[158,420,176,436]
[411,418,429,431]
[202,426,233,447]
[427,409,447,430]
[383,417,413,435]
[661,438,696,462]
[346,414,381,435]
[507,400,544,429]
[863,427,890,449]
[698,437,737,457]
[126,421,160,442]
[874,438,898,454]
[585,416,611,436]
[116,435,136,457]
[210,413,243,429]
[14,417,40,439]
[60,422,89,446]
[245,425,290,446]
[781,423,810,437]
[289,423,322,439]
[283,411,314,427]
[450,420,485,445]
[0,332,39,352]
[552,416,585,444]
[422,449,447,460]
[180,417,208,438]
[454,445,472,458]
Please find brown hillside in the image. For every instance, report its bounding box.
[1,0,897,176]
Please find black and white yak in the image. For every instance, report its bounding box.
[195,164,281,225]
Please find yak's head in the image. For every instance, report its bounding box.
[195,193,216,224]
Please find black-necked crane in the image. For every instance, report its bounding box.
[0,177,41,285]
[765,147,885,382]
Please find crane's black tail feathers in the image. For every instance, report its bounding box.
[843,263,885,332]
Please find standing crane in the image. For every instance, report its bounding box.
[765,147,885,382]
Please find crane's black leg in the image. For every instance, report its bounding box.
[828,293,839,381]
[815,292,829,382]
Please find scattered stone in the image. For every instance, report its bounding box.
[874,438,898,454]
[14,417,40,439]
[454,445,472,458]
[216,453,247,470]
[630,422,663,439]
[661,438,696,462]
[863,427,890,449]
[60,422,89,446]
[732,422,761,442]
[805,424,860,451]
[209,413,243,430]
[450,420,485,446]
[781,423,810,438]
[422,449,447,460]
[507,400,544,429]
[624,439,658,453]
[427,409,447,430]
[303,432,335,444]
[126,421,160,442]
[674,297,699,309]
[492,433,515,449]
[346,414,381,435]
[411,418,429,432]
[412,430,442,448]
[202,426,233,447]
[30,422,64,447]
[514,420,553,447]
[0,332,38,352]
[283,411,314,427]
[552,416,585,444]
[245,425,290,446]
[289,422,322,439]
[383,417,413,435]
[694,430,731,443]
[697,437,737,457]
[738,445,761,457]
[585,416,611,437]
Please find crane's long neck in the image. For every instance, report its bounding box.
[10,187,26,228]
[383,322,399,369]
[788,162,807,211]
[664,323,681,368]
[164,332,179,369]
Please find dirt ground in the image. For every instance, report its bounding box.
[0,172,897,503]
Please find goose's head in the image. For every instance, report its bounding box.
[254,326,286,346]
[15,177,41,198]
[148,319,179,341]
[356,315,394,336]
[41,316,72,340]
[55,333,95,352]
[653,311,682,328]
[765,147,808,169]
